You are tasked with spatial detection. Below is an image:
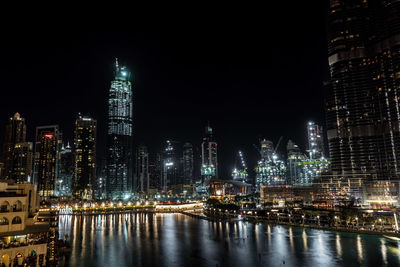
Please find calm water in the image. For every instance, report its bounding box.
[58,213,400,267]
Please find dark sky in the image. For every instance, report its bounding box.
[0,2,330,179]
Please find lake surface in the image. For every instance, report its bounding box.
[58,213,400,266]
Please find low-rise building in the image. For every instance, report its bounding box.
[0,181,49,266]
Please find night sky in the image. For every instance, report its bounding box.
[0,2,329,179]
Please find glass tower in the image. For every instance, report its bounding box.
[106,59,133,199]
[73,114,97,200]
[135,144,149,193]
[183,143,194,185]
[33,125,62,198]
[201,123,218,180]
[325,0,400,180]
[2,112,26,179]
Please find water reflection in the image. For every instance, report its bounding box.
[58,214,400,267]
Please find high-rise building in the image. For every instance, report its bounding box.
[325,0,400,180]
[149,153,162,191]
[182,143,194,185]
[73,115,97,200]
[11,142,33,183]
[106,59,133,199]
[255,138,286,187]
[307,122,325,160]
[33,125,62,198]
[95,158,107,199]
[2,113,26,179]
[201,123,218,180]
[161,140,180,192]
[58,142,73,197]
[135,144,149,193]
[286,140,306,185]
[260,139,274,162]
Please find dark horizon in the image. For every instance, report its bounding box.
[0,2,329,179]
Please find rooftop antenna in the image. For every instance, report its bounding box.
[115,57,119,72]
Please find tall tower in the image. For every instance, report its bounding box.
[33,125,62,198]
[135,144,149,193]
[58,142,73,197]
[12,142,33,183]
[182,143,194,185]
[106,58,133,199]
[161,140,179,192]
[2,112,26,179]
[260,139,274,161]
[307,122,325,160]
[286,140,306,185]
[325,0,400,180]
[73,114,97,200]
[201,123,218,180]
[149,153,162,191]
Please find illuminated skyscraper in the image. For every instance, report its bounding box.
[58,142,73,197]
[260,139,273,162]
[11,142,33,183]
[106,59,133,199]
[73,114,97,200]
[135,144,149,193]
[325,0,400,180]
[201,123,218,180]
[162,140,180,191]
[307,122,325,160]
[286,140,305,185]
[2,112,26,179]
[183,143,194,185]
[33,125,62,197]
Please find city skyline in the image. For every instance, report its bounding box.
[0,2,400,266]
[0,3,329,180]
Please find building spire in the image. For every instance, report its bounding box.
[115,57,119,73]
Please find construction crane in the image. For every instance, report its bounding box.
[273,136,283,154]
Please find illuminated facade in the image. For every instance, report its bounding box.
[2,113,26,179]
[255,139,286,187]
[0,182,48,266]
[33,126,62,198]
[307,122,325,160]
[11,142,33,183]
[201,124,218,180]
[58,142,73,197]
[73,115,97,200]
[162,141,180,192]
[106,59,133,199]
[325,0,400,180]
[286,140,306,185]
[287,120,331,186]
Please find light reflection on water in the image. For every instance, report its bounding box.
[58,214,400,267]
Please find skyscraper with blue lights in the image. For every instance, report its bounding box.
[106,59,133,199]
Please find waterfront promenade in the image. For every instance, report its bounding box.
[55,201,400,238]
